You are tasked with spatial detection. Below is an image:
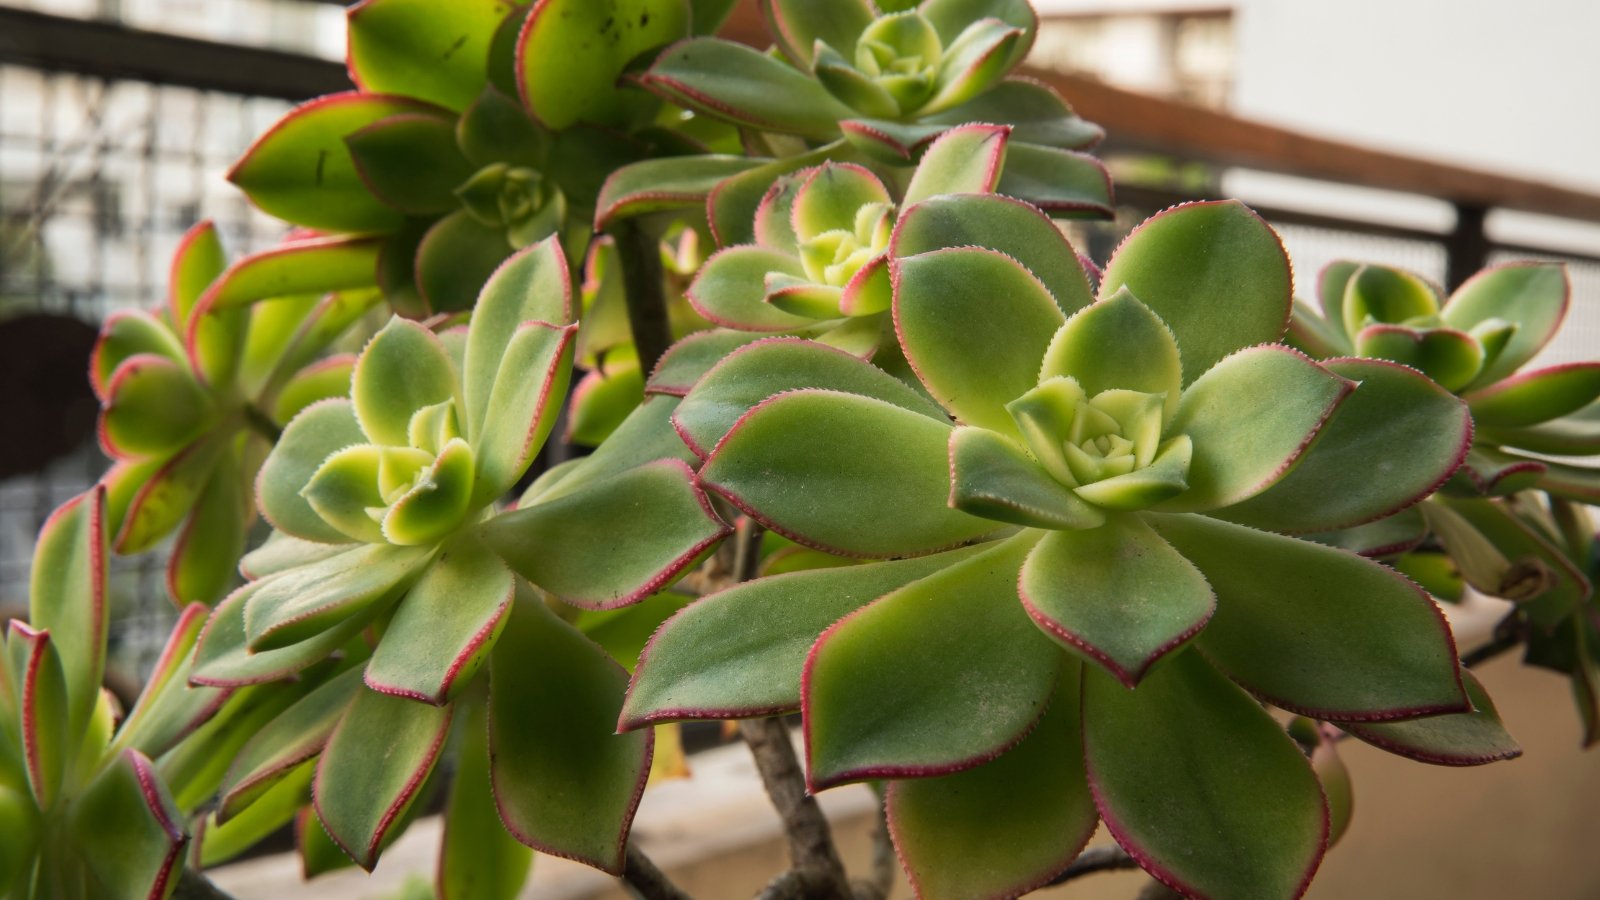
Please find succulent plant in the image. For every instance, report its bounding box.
[625,200,1515,898]
[92,221,379,604]
[641,0,1102,163]
[1,489,336,897]
[181,236,727,878]
[229,0,743,316]
[682,123,1107,359]
[1290,260,1600,504]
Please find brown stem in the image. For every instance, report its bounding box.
[611,219,673,374]
[623,844,694,900]
[240,403,283,442]
[730,522,853,899]
[851,800,896,900]
[1046,845,1141,885]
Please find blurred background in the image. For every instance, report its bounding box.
[0,2,1597,894]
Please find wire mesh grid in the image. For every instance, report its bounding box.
[0,63,292,680]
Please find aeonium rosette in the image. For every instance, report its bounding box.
[624,200,1517,899]
[679,123,1109,365]
[1286,260,1600,627]
[185,237,729,876]
[92,220,383,605]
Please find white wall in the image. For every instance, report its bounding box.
[1231,0,1600,195]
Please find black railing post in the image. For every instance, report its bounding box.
[1446,203,1491,291]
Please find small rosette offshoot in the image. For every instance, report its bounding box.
[92,220,379,606]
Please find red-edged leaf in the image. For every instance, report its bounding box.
[887,664,1096,900]
[169,220,227,328]
[346,0,506,112]
[489,592,652,874]
[438,692,534,900]
[112,603,232,760]
[365,536,514,705]
[1443,261,1569,390]
[313,685,452,870]
[1340,671,1521,766]
[1150,512,1470,722]
[803,534,1059,790]
[1083,650,1327,900]
[218,666,363,821]
[1466,362,1600,428]
[7,623,67,809]
[72,749,188,900]
[1020,514,1213,687]
[28,488,108,743]
[621,548,985,728]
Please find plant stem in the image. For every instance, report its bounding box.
[172,868,234,900]
[850,801,896,900]
[739,716,853,899]
[1136,879,1183,900]
[623,843,694,900]
[241,403,282,442]
[1462,619,1527,669]
[612,219,673,374]
[731,521,853,899]
[1046,845,1140,885]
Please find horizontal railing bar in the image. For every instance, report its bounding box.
[0,7,348,101]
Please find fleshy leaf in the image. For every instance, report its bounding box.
[1466,362,1600,428]
[169,220,227,327]
[1150,512,1469,721]
[244,544,433,651]
[473,321,578,503]
[993,144,1113,217]
[760,0,872,67]
[345,113,475,214]
[346,0,505,111]
[1353,324,1483,393]
[672,337,946,458]
[891,193,1093,317]
[29,488,107,743]
[484,460,729,610]
[893,247,1065,433]
[1161,346,1353,513]
[489,593,651,874]
[1340,264,1439,338]
[700,389,994,557]
[8,624,67,809]
[439,694,534,900]
[352,318,459,447]
[1435,497,1589,627]
[803,534,1057,790]
[947,426,1105,530]
[1099,201,1292,384]
[1040,288,1182,421]
[621,549,985,727]
[901,124,1010,207]
[926,77,1101,150]
[111,603,225,760]
[642,38,855,139]
[100,354,210,459]
[596,156,765,229]
[217,667,362,821]
[313,685,452,871]
[91,310,187,401]
[1442,261,1569,390]
[259,399,369,544]
[167,450,251,605]
[198,760,314,867]
[1020,514,1213,687]
[228,92,446,233]
[921,0,1037,69]
[112,436,226,555]
[365,535,514,704]
[791,163,890,238]
[516,0,688,130]
[379,438,478,545]
[887,664,1096,900]
[1341,671,1521,766]
[463,236,574,437]
[686,244,814,331]
[301,444,388,544]
[1482,399,1600,455]
[71,750,187,900]
[1217,358,1471,533]
[198,235,384,310]
[416,210,515,315]
[644,330,767,397]
[1082,650,1326,900]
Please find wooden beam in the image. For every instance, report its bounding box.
[0,7,348,101]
